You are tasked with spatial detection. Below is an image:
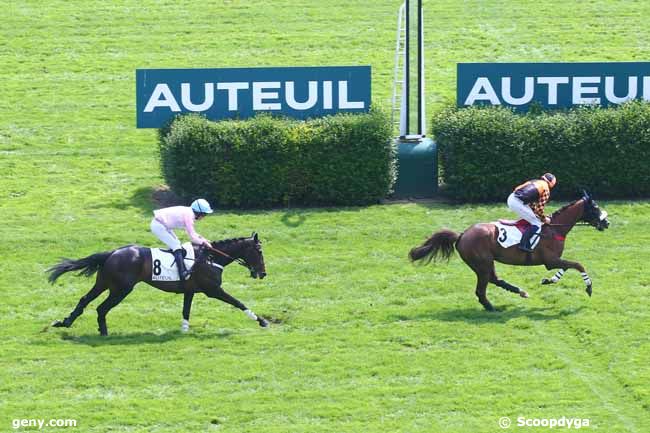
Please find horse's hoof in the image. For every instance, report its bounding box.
[519,290,529,298]
[258,318,270,328]
[52,320,65,327]
[181,320,190,333]
[541,278,553,285]
[483,304,496,312]
[586,285,592,297]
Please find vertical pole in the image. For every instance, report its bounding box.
[404,0,410,135]
[417,0,423,135]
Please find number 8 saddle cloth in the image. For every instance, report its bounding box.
[150,242,196,281]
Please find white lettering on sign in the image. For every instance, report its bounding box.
[181,83,214,111]
[536,76,569,105]
[142,80,364,113]
[463,75,650,107]
[604,76,637,103]
[338,81,365,108]
[572,76,601,104]
[286,81,318,110]
[502,77,534,105]
[144,83,181,112]
[323,81,333,109]
[464,77,500,105]
[253,82,282,110]
[217,82,249,111]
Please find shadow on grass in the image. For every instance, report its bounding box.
[90,186,183,216]
[57,329,234,346]
[280,211,307,227]
[393,305,586,324]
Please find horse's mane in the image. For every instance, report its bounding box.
[551,198,581,218]
[211,237,252,248]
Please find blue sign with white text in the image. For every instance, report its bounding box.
[458,62,650,110]
[136,66,371,128]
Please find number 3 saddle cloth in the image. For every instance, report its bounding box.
[494,219,540,250]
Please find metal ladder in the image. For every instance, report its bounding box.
[391,2,406,135]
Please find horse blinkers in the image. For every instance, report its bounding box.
[583,198,610,231]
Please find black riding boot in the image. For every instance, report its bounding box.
[173,249,189,281]
[518,225,539,253]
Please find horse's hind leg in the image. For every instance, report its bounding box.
[473,272,494,311]
[541,269,567,285]
[96,286,134,336]
[458,253,496,311]
[489,267,529,299]
[53,275,107,328]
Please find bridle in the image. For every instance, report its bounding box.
[203,244,256,272]
[547,198,608,229]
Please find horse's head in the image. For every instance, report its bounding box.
[243,232,266,279]
[580,190,610,231]
[208,233,267,279]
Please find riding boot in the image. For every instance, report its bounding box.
[518,225,539,252]
[173,249,189,282]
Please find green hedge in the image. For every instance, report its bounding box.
[432,101,650,201]
[159,109,395,207]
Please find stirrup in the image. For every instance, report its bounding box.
[518,243,533,253]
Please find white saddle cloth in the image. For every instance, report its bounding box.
[493,221,540,250]
[150,242,196,281]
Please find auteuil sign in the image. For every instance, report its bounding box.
[136,66,370,128]
[458,62,650,110]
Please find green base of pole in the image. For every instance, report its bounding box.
[393,137,437,199]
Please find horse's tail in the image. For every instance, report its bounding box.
[47,251,114,284]
[409,229,460,264]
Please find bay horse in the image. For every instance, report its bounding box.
[47,233,269,336]
[409,192,610,311]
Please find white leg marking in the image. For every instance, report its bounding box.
[181,319,190,332]
[244,309,258,321]
[550,269,566,283]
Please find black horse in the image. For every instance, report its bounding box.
[47,233,268,336]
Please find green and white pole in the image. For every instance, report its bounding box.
[394,0,437,198]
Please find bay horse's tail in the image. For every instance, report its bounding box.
[47,251,114,284]
[409,229,460,264]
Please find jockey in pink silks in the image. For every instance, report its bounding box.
[150,198,213,281]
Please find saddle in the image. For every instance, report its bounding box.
[494,219,540,250]
[151,243,197,281]
[498,219,531,234]
[160,247,188,257]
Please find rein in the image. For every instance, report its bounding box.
[204,245,249,269]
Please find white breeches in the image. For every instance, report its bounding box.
[507,193,542,226]
[150,219,182,250]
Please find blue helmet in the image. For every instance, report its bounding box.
[191,198,213,214]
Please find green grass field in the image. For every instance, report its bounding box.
[2,1,650,432]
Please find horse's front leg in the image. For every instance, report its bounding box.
[545,259,593,297]
[205,286,269,328]
[181,292,194,332]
